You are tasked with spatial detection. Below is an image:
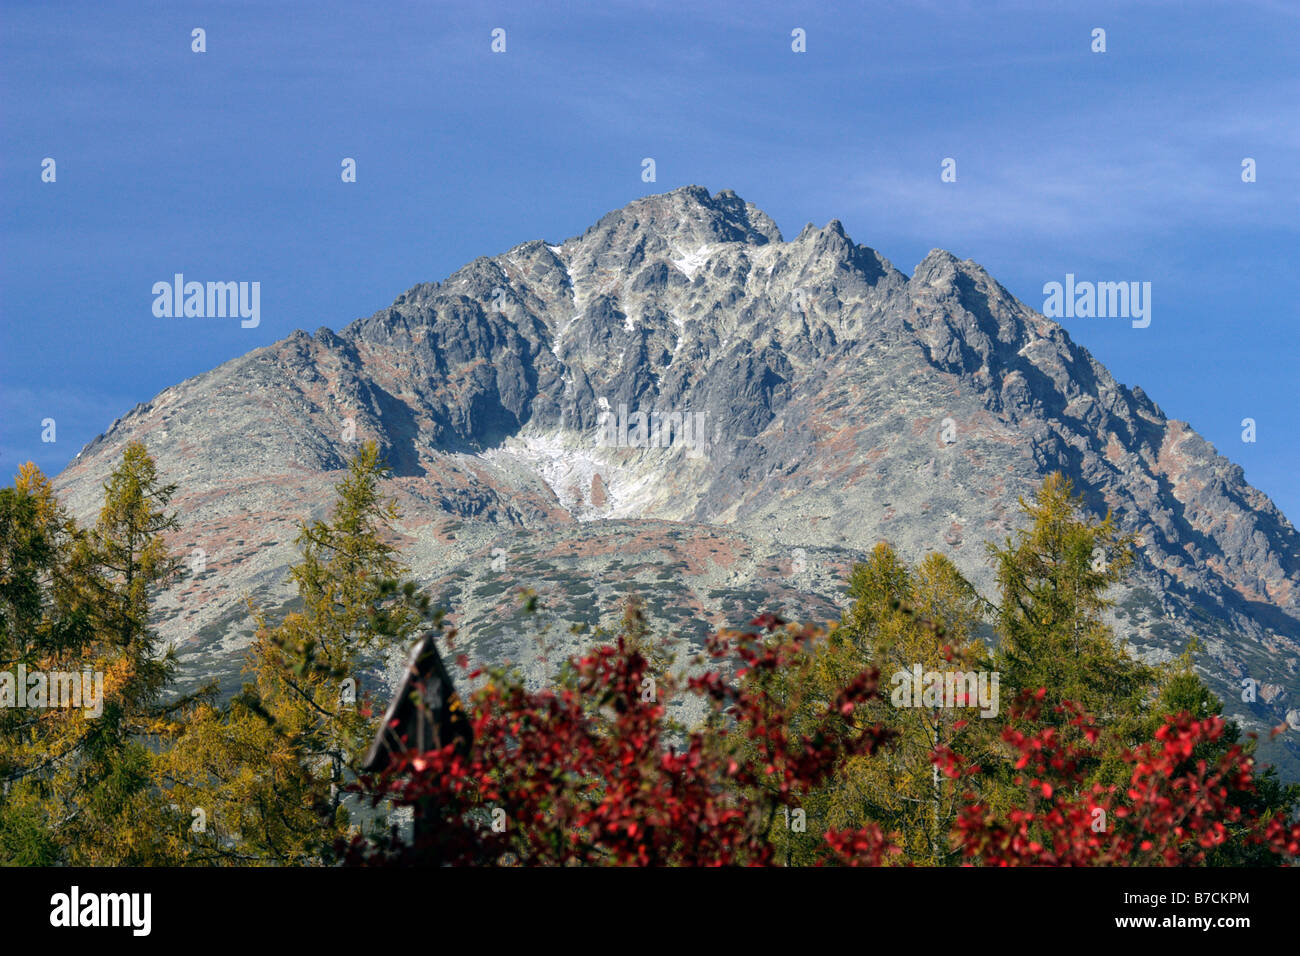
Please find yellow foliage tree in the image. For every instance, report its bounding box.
[159,442,420,863]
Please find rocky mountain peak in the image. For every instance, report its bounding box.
[563,185,782,273]
[51,186,1300,779]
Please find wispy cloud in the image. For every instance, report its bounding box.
[823,93,1300,251]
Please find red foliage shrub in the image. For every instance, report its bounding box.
[343,618,892,865]
[344,625,1300,867]
[828,693,1300,866]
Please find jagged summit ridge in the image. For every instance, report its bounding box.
[576,185,784,248]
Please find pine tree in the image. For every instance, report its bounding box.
[59,442,194,863]
[990,473,1156,733]
[751,544,1000,864]
[0,463,89,863]
[1,446,196,864]
[833,547,1000,863]
[161,442,420,863]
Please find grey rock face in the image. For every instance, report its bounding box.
[54,186,1300,777]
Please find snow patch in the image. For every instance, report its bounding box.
[553,310,584,358]
[672,245,713,280]
[671,313,686,356]
[546,244,574,292]
[478,429,664,521]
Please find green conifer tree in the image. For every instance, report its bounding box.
[161,442,419,863]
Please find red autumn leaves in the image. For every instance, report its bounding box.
[344,621,1300,866]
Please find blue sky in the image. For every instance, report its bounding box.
[2,0,1297,519]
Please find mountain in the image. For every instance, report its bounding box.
[52,185,1300,776]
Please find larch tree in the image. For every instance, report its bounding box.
[0,445,197,865]
[60,441,198,864]
[0,463,93,863]
[750,544,999,864]
[160,441,421,863]
[989,472,1157,746]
